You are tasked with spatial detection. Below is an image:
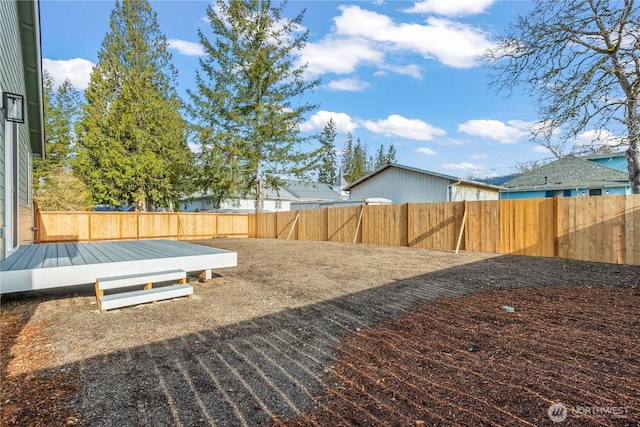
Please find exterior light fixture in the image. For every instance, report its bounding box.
[2,92,25,123]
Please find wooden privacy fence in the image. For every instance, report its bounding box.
[34,195,640,265]
[248,195,640,265]
[35,211,249,243]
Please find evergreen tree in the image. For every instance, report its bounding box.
[35,71,81,190]
[75,0,193,211]
[343,137,370,183]
[188,0,320,212]
[374,142,397,169]
[341,132,354,182]
[386,143,397,164]
[374,144,387,170]
[317,118,337,184]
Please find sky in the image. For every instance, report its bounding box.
[39,0,563,180]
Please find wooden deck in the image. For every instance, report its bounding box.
[0,240,237,293]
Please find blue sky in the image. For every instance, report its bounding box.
[39,0,562,179]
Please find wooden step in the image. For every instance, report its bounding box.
[96,269,187,290]
[99,284,193,311]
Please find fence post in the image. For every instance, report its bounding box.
[353,205,364,244]
[88,211,93,242]
[406,202,411,247]
[554,196,560,257]
[287,211,300,240]
[456,202,468,254]
[33,201,40,243]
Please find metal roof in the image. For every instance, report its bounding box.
[281,180,343,200]
[502,155,630,191]
[343,163,503,191]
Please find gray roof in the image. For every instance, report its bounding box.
[280,180,343,200]
[188,179,342,202]
[344,163,503,191]
[502,156,630,191]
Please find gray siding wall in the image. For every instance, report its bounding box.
[348,168,451,203]
[1,0,35,259]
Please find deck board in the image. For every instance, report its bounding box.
[42,244,59,268]
[0,240,237,294]
[25,244,48,269]
[4,246,35,271]
[73,243,101,265]
[56,244,74,267]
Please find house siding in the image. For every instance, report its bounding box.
[181,198,291,212]
[1,0,36,259]
[451,184,499,201]
[501,186,629,199]
[590,156,628,173]
[347,167,451,203]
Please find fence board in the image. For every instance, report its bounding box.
[37,212,249,242]
[628,195,640,265]
[465,200,500,253]
[407,202,462,250]
[327,206,361,243]
[298,209,326,241]
[363,204,407,246]
[276,211,298,240]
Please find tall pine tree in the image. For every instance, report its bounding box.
[343,137,371,183]
[317,118,337,184]
[75,0,192,211]
[188,0,320,212]
[35,71,81,188]
[34,71,91,210]
[374,142,397,169]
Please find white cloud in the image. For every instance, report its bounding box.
[301,37,383,78]
[377,63,422,79]
[43,58,94,90]
[415,147,438,156]
[364,114,446,141]
[441,162,485,171]
[468,153,488,160]
[300,110,358,133]
[167,39,205,56]
[301,5,493,77]
[404,0,495,16]
[458,119,532,144]
[327,78,371,92]
[572,129,623,147]
[334,6,493,68]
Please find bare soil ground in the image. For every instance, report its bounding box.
[1,238,639,426]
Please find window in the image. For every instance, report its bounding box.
[545,191,554,198]
[275,201,282,210]
[588,188,602,196]
[563,189,572,197]
[231,200,241,208]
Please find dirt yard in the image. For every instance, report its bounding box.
[1,238,639,426]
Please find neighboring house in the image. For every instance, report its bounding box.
[1,0,45,261]
[586,152,629,173]
[343,164,501,204]
[500,155,631,199]
[181,180,344,212]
